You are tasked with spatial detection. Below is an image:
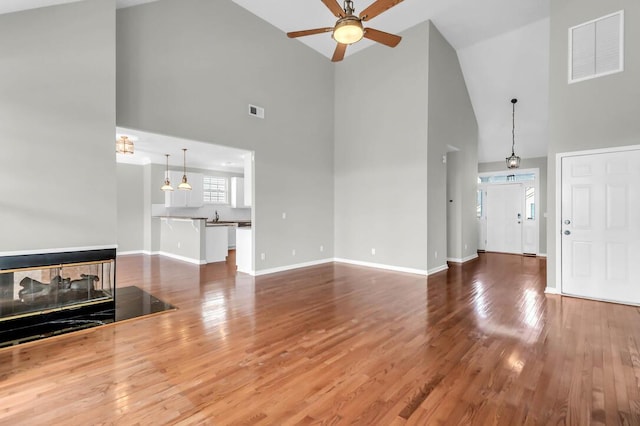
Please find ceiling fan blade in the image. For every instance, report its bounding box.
[321,0,345,17]
[287,27,334,38]
[359,0,403,21]
[332,43,347,62]
[363,27,401,47]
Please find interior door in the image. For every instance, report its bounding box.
[561,149,640,304]
[486,184,523,254]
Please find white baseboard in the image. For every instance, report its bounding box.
[427,264,449,275]
[252,258,334,276]
[446,253,479,264]
[544,286,560,295]
[117,250,145,256]
[537,253,547,258]
[334,258,429,276]
[157,251,206,265]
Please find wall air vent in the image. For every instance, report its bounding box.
[248,104,265,119]
[569,10,624,84]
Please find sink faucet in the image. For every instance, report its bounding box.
[214,210,219,223]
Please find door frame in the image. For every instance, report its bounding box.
[555,144,640,295]
[478,167,540,255]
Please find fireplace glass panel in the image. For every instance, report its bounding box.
[0,258,115,321]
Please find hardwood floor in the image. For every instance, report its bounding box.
[0,253,639,424]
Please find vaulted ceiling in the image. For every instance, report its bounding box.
[3,0,551,163]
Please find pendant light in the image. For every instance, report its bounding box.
[116,135,134,154]
[506,98,521,169]
[161,154,174,191]
[178,148,192,190]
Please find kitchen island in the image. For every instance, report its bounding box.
[157,217,232,264]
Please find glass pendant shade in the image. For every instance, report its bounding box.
[333,17,364,44]
[179,148,192,191]
[506,153,521,169]
[116,136,134,154]
[178,176,192,190]
[161,154,173,191]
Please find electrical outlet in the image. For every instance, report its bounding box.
[435,251,438,259]
[282,212,287,219]
[464,243,468,251]
[371,248,376,255]
[260,253,266,261]
[320,245,324,252]
[292,249,296,256]
[178,242,181,249]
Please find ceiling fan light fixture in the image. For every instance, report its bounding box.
[333,17,364,44]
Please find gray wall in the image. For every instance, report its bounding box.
[334,22,429,271]
[479,156,548,254]
[116,0,335,271]
[0,0,116,253]
[117,163,145,252]
[427,23,479,269]
[547,0,640,287]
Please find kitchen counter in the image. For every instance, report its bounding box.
[153,216,207,220]
[206,221,251,228]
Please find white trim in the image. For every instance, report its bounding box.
[334,258,429,276]
[0,245,117,257]
[117,250,145,256]
[555,144,640,293]
[427,264,449,275]
[537,253,547,258]
[544,286,560,295]
[157,251,206,265]
[251,258,334,276]
[447,253,479,264]
[568,10,624,84]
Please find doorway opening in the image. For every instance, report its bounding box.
[477,168,539,255]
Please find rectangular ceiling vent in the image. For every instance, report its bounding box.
[569,10,624,84]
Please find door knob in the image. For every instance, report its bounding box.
[564,230,571,235]
[564,219,571,225]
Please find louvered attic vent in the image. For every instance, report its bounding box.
[569,10,624,84]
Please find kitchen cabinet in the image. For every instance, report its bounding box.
[165,171,203,207]
[236,227,252,273]
[228,226,236,248]
[205,226,228,263]
[230,177,245,208]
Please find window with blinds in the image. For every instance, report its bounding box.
[203,176,229,204]
[569,10,624,84]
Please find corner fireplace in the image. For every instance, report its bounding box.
[0,248,116,347]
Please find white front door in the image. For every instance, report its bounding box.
[486,184,523,254]
[561,149,640,304]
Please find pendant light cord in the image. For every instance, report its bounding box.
[511,98,517,156]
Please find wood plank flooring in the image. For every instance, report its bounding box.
[1,253,640,424]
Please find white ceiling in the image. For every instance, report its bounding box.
[116,127,250,173]
[4,0,551,164]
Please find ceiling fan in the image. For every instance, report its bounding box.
[287,0,404,62]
